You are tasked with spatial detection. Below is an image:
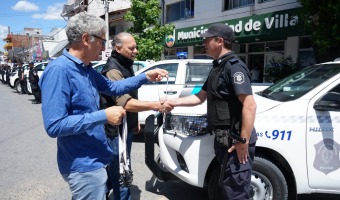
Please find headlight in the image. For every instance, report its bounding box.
[167,114,208,136]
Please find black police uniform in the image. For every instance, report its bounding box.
[202,52,257,200]
[29,66,41,103]
[17,66,24,94]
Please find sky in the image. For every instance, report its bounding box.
[0,0,68,52]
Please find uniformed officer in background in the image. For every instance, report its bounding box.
[17,62,25,94]
[28,61,41,104]
[167,23,257,199]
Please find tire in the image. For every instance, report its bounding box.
[14,81,22,94]
[251,156,288,200]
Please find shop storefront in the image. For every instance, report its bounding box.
[164,8,315,82]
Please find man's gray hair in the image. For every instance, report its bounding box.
[111,32,133,48]
[66,12,107,44]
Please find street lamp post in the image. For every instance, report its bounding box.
[21,45,25,62]
[104,0,110,50]
[26,33,30,62]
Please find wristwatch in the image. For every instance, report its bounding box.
[230,133,247,144]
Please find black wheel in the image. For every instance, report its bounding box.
[14,81,22,93]
[207,165,222,200]
[251,157,288,200]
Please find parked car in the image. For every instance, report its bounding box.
[135,59,213,125]
[8,69,17,88]
[0,65,11,83]
[132,60,152,72]
[144,59,340,200]
[135,59,269,125]
[92,60,152,74]
[92,60,106,73]
[9,64,29,93]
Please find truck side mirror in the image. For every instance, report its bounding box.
[313,92,340,111]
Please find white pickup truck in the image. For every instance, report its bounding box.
[144,59,340,200]
[136,59,270,125]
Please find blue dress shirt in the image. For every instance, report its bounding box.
[39,49,148,174]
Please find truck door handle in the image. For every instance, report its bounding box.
[164,91,177,95]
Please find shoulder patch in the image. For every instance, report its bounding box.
[229,58,239,65]
[233,72,245,84]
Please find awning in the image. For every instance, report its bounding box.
[49,40,69,58]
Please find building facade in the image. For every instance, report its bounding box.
[2,28,45,63]
[162,0,316,82]
[61,0,316,81]
[62,0,131,59]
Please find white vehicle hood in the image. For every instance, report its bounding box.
[253,93,283,113]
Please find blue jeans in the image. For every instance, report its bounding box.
[61,167,107,200]
[107,132,133,200]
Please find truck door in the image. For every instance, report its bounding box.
[137,62,183,125]
[306,82,340,190]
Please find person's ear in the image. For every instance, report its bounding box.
[115,45,122,53]
[82,33,91,46]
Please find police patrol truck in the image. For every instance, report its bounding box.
[144,59,340,200]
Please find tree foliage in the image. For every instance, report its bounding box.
[124,0,175,61]
[264,56,301,83]
[297,0,340,62]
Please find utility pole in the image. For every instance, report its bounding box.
[103,0,111,50]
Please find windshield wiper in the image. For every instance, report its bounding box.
[259,92,275,100]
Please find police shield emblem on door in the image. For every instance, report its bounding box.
[313,138,340,175]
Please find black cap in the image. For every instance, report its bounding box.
[199,23,234,42]
[29,61,34,65]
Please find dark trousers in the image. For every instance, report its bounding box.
[214,137,256,200]
[19,80,25,94]
[30,82,41,102]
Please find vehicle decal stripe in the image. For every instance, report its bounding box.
[191,85,201,94]
[178,85,202,98]
[256,115,340,123]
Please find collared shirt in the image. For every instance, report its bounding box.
[39,49,148,174]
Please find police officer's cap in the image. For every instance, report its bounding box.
[199,23,235,42]
[29,61,34,65]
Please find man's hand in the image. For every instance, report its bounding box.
[133,122,141,134]
[158,100,174,113]
[145,68,168,82]
[104,106,126,125]
[228,142,249,164]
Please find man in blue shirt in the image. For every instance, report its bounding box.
[39,12,168,200]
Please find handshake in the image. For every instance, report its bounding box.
[103,68,179,126]
[104,98,175,126]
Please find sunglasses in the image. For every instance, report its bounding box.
[91,34,107,47]
[203,36,218,42]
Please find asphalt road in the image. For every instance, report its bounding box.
[0,82,339,200]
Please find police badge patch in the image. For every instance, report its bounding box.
[233,72,245,84]
[313,138,340,175]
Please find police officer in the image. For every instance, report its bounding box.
[17,62,25,94]
[168,23,257,199]
[28,61,41,104]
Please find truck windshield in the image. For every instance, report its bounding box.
[259,63,340,102]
